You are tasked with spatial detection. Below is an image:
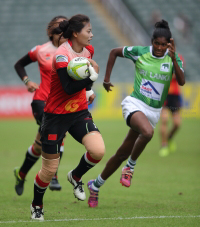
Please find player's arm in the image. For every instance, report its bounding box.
[14,54,39,92]
[172,60,185,86]
[85,49,97,104]
[167,38,185,86]
[103,47,123,92]
[57,65,98,95]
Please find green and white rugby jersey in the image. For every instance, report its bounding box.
[123,46,183,108]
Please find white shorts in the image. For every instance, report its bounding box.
[121,96,162,128]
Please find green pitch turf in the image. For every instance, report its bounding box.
[0,118,199,227]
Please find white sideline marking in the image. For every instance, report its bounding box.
[0,215,199,224]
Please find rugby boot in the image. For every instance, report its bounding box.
[67,170,86,201]
[159,146,170,157]
[49,177,62,191]
[14,167,25,196]
[168,140,177,153]
[87,180,99,208]
[30,204,44,221]
[120,166,133,187]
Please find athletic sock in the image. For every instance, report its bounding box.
[125,157,136,171]
[32,173,49,206]
[93,174,105,191]
[19,145,40,179]
[72,152,101,181]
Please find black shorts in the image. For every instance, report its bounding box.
[31,100,45,126]
[164,94,183,113]
[40,109,100,154]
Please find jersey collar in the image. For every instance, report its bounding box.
[68,39,73,47]
[67,39,85,55]
[150,46,168,59]
[50,41,57,49]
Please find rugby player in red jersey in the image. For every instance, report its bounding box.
[30,14,105,220]
[14,16,69,195]
[159,54,184,157]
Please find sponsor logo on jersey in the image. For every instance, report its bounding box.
[46,53,51,60]
[140,79,164,101]
[56,55,68,63]
[65,98,84,112]
[160,63,170,72]
[31,46,37,52]
[139,60,152,66]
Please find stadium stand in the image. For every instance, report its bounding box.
[122,0,200,81]
[1,0,198,85]
[0,0,134,85]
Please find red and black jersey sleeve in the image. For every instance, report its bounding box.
[28,45,41,62]
[55,54,69,69]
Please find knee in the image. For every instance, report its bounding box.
[83,132,105,160]
[141,128,154,142]
[33,141,42,155]
[174,121,181,130]
[39,157,60,183]
[88,142,105,160]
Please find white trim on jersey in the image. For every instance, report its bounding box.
[123,46,139,61]
[150,46,168,59]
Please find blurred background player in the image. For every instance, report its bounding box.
[14,16,68,195]
[87,20,185,208]
[159,54,184,157]
[30,14,105,220]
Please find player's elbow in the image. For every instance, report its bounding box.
[64,89,73,95]
[14,61,19,71]
[178,78,185,86]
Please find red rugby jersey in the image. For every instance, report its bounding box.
[44,40,94,114]
[28,41,57,101]
[168,54,184,95]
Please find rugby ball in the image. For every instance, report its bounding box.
[67,57,90,80]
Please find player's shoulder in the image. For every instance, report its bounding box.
[54,42,68,55]
[31,42,51,53]
[124,45,150,56]
[85,45,94,56]
[137,46,150,54]
[53,43,69,65]
[37,41,54,52]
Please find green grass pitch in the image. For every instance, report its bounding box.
[0,118,199,227]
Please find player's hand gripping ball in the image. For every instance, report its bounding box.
[67,57,90,80]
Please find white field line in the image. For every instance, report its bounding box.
[0,215,200,224]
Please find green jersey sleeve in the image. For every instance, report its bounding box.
[172,53,184,72]
[123,46,150,63]
[123,46,140,63]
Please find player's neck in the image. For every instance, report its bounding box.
[71,39,84,53]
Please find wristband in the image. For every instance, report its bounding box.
[86,90,94,100]
[23,77,30,85]
[103,81,110,84]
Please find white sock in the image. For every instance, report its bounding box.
[126,157,136,171]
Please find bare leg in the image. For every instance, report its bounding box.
[101,129,139,180]
[168,110,181,140]
[129,112,154,160]
[160,108,169,146]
